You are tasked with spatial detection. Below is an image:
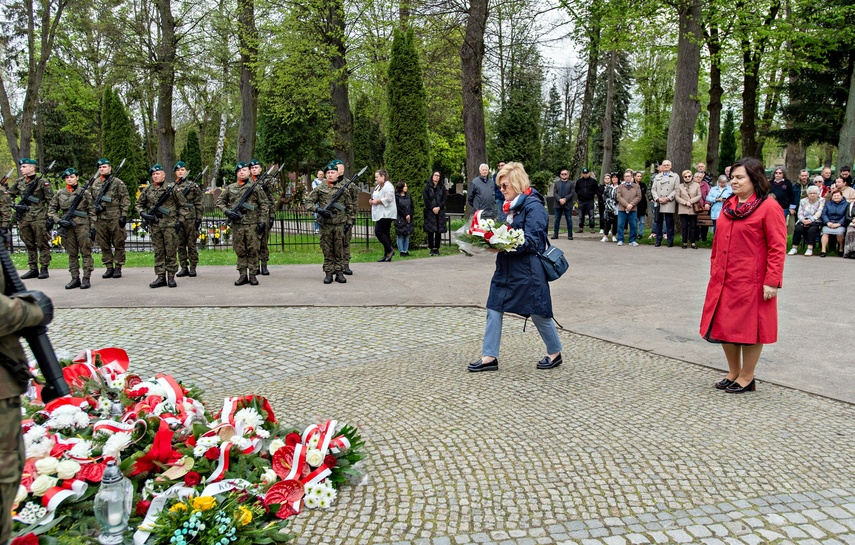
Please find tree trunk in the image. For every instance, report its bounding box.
[156,0,177,180]
[738,0,780,159]
[460,0,488,181]
[571,20,600,178]
[212,111,228,188]
[705,22,723,176]
[837,61,855,170]
[755,66,783,159]
[237,0,258,163]
[666,0,702,173]
[599,51,616,178]
[326,0,353,169]
[785,141,805,181]
[824,145,834,168]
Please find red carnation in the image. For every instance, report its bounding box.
[284,432,301,447]
[11,533,39,545]
[135,499,152,517]
[324,455,337,469]
[204,446,220,460]
[184,471,202,487]
[126,387,148,398]
[77,462,105,483]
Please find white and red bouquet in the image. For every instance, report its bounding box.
[453,210,525,255]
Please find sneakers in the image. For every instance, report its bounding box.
[599,229,604,234]
[788,248,798,255]
[630,241,639,246]
[617,241,624,246]
[601,236,608,242]
[805,248,813,256]
[611,236,618,242]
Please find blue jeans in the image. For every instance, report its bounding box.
[617,210,638,243]
[482,309,562,358]
[496,199,507,222]
[553,207,573,236]
[396,235,410,253]
[637,214,646,237]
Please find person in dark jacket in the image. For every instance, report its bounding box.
[769,167,797,220]
[493,161,507,222]
[551,168,576,240]
[819,189,848,257]
[575,168,597,232]
[394,181,414,256]
[468,162,563,373]
[423,171,447,256]
[467,163,497,219]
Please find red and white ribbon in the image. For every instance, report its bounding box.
[208,443,232,483]
[35,479,88,525]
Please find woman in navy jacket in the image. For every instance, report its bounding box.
[819,189,848,257]
[468,162,563,372]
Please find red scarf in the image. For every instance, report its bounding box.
[723,194,766,220]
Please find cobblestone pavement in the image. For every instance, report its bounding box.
[48,307,855,545]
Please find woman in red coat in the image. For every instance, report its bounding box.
[699,157,787,393]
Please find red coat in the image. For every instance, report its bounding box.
[699,196,787,344]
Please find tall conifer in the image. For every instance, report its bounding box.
[101,87,146,212]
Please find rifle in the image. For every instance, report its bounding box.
[140,180,181,229]
[0,169,12,248]
[14,160,57,222]
[93,158,127,214]
[224,164,280,226]
[57,171,101,237]
[318,166,367,219]
[0,168,13,186]
[0,243,70,403]
[180,166,208,198]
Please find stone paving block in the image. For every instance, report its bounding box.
[724,521,752,536]
[802,524,828,539]
[806,510,831,521]
[569,530,591,540]
[602,537,626,545]
[508,530,526,538]
[565,521,586,532]
[490,532,509,541]
[432,538,452,545]
[742,518,763,528]
[664,529,693,543]
[589,529,608,538]
[824,508,852,519]
[796,540,823,545]
[818,520,849,534]
[624,534,650,545]
[782,526,810,539]
[700,539,726,545]
[645,532,668,544]
[739,534,765,545]
[757,529,786,541]
[687,524,713,538]
[708,523,729,536]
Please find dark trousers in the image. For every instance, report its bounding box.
[427,231,441,250]
[578,200,595,229]
[793,222,820,247]
[679,214,698,245]
[598,201,606,229]
[655,212,675,244]
[375,217,394,255]
[604,213,618,237]
[553,207,573,236]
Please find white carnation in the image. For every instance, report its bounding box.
[233,408,264,429]
[197,435,221,448]
[229,436,252,451]
[46,405,89,431]
[307,435,319,448]
[305,448,324,468]
[56,459,81,480]
[303,495,318,509]
[102,432,133,458]
[255,429,270,439]
[35,457,59,475]
[109,373,127,390]
[24,425,47,442]
[267,439,285,456]
[26,437,54,459]
[30,475,58,496]
[261,469,278,484]
[317,497,330,509]
[137,381,167,397]
[68,440,93,460]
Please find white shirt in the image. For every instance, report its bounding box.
[371,181,397,221]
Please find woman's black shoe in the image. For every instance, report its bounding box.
[682,243,688,249]
[467,358,498,372]
[537,354,562,369]
[714,378,734,390]
[691,243,698,249]
[725,379,756,393]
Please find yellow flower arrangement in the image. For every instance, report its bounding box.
[235,505,252,526]
[169,502,188,513]
[190,496,216,512]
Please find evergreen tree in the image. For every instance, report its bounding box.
[540,83,569,173]
[719,109,737,170]
[256,98,332,176]
[180,130,203,175]
[353,93,385,175]
[492,43,544,172]
[102,88,147,213]
[385,28,430,245]
[591,52,632,172]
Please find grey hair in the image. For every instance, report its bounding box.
[717,175,729,184]
[800,169,810,175]
[479,163,489,170]
[814,175,824,182]
[807,186,820,195]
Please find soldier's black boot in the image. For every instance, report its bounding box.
[248,274,259,286]
[176,266,190,277]
[343,267,353,275]
[235,273,249,286]
[335,272,347,283]
[112,266,122,278]
[260,262,269,276]
[102,267,114,279]
[167,274,177,288]
[21,268,38,280]
[80,275,91,289]
[150,275,167,288]
[65,277,81,289]
[38,266,49,279]
[188,266,197,277]
[323,273,334,284]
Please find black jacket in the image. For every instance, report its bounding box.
[576,177,598,202]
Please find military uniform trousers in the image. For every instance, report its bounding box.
[151,223,180,275]
[95,218,127,267]
[19,219,51,269]
[177,220,199,268]
[342,224,353,264]
[320,223,346,274]
[258,220,273,263]
[62,223,94,278]
[0,396,24,544]
[232,223,260,274]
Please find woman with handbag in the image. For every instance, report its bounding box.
[468,162,563,373]
[676,169,702,249]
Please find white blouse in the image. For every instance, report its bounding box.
[371,181,397,221]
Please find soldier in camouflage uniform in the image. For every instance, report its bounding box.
[0,253,52,545]
[49,168,96,289]
[8,158,53,279]
[173,162,203,278]
[306,163,353,284]
[0,170,12,251]
[332,160,359,276]
[136,164,188,288]
[91,158,130,279]
[218,162,269,286]
[250,159,279,276]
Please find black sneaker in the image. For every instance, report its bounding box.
[467,358,498,372]
[537,354,562,369]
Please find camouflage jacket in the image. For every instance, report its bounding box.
[49,185,96,228]
[136,182,189,223]
[255,175,279,219]
[0,273,43,399]
[305,179,354,226]
[0,185,11,229]
[90,175,130,219]
[217,181,270,225]
[175,179,204,221]
[8,175,54,222]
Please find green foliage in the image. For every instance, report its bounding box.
[180,130,203,175]
[720,109,737,170]
[101,88,147,214]
[352,93,385,174]
[541,83,570,173]
[385,27,430,246]
[430,131,466,178]
[256,98,332,174]
[530,170,553,196]
[591,52,633,172]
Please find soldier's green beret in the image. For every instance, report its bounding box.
[61,167,78,178]
[97,158,111,166]
[235,162,249,173]
[249,159,261,167]
[330,159,344,167]
[149,164,164,174]
[19,158,37,166]
[324,163,338,174]
[173,161,187,171]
